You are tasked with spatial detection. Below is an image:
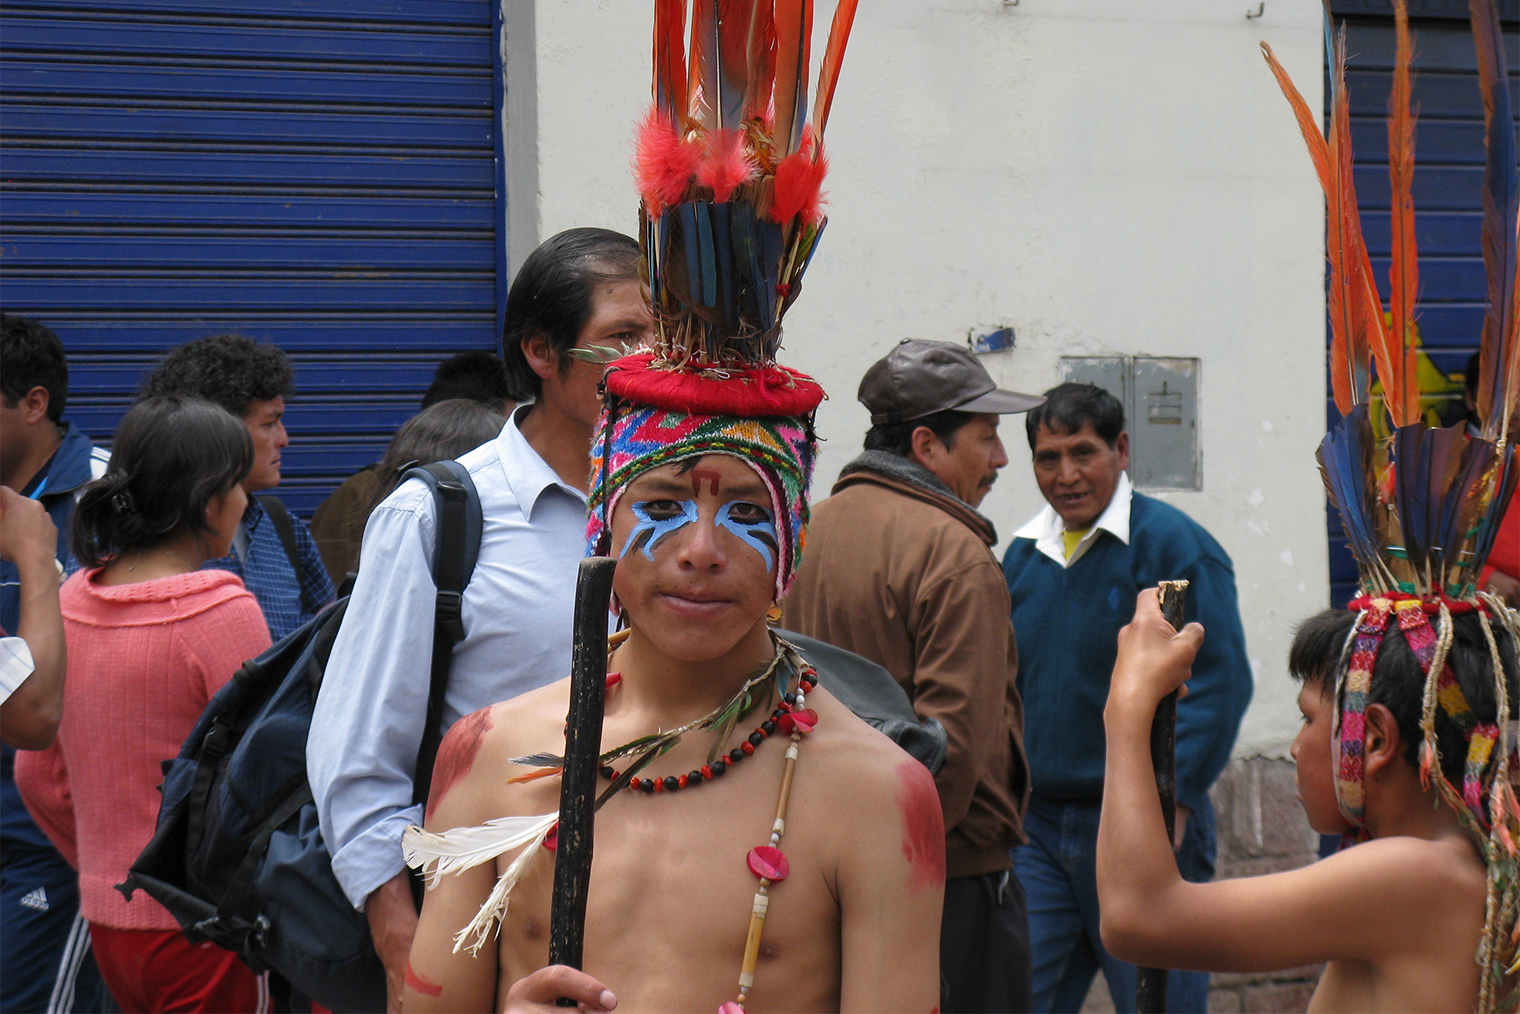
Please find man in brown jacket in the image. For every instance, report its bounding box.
[783,339,1043,1013]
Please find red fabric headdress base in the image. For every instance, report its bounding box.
[604,353,825,417]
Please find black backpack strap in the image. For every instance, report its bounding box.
[256,495,302,578]
[399,461,483,806]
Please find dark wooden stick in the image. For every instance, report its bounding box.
[549,557,618,994]
[1136,579,1188,1014]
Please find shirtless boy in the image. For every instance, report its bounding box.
[1097,590,1514,1012]
[402,445,943,1013]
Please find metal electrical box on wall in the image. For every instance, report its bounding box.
[1059,356,1201,491]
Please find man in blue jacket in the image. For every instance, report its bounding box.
[1002,383,1251,1014]
[0,313,111,1013]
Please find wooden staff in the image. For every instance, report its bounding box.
[1136,579,1188,1014]
[549,557,618,994]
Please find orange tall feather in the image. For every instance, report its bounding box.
[811,0,858,139]
[1386,1,1420,426]
[688,0,719,131]
[744,0,776,122]
[653,0,687,123]
[771,0,811,157]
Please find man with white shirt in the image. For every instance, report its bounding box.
[1001,382,1251,1014]
[308,228,654,1012]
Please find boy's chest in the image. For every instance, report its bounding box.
[498,754,843,1011]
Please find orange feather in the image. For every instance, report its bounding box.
[744,0,776,123]
[653,0,687,123]
[771,0,811,157]
[812,0,859,139]
[1386,0,1420,426]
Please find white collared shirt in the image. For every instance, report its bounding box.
[309,406,590,908]
[1012,473,1135,568]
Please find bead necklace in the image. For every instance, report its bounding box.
[597,676,818,795]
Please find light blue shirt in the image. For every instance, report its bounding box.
[308,407,587,909]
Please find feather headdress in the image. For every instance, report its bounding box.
[634,0,859,369]
[1265,4,1520,1007]
[1262,2,1516,601]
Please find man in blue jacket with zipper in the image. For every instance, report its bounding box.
[0,313,112,1013]
[1002,383,1251,1014]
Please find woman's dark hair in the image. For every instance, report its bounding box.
[366,399,506,515]
[142,333,293,418]
[501,228,641,401]
[1293,606,1520,786]
[1025,382,1125,450]
[864,409,976,457]
[72,396,253,567]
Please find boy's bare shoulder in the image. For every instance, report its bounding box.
[1325,833,1486,904]
[425,678,572,828]
[801,686,934,810]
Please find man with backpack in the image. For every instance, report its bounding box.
[142,334,335,640]
[309,229,654,1011]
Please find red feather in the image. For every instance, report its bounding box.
[812,0,858,138]
[771,0,811,157]
[771,132,828,224]
[634,109,701,218]
[1385,0,1419,426]
[697,128,758,202]
[653,0,687,123]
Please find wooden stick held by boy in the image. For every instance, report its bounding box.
[1135,579,1186,1014]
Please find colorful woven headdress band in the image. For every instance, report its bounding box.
[585,357,821,600]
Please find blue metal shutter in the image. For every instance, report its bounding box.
[1326,7,1518,605]
[0,0,504,516]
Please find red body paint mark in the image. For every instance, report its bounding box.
[896,759,946,895]
[690,467,722,496]
[405,963,443,998]
[426,707,494,821]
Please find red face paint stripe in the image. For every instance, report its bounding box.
[426,707,494,822]
[896,759,946,896]
[691,467,722,495]
[405,963,444,998]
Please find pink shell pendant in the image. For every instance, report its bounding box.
[719,1003,746,1014]
[747,845,789,882]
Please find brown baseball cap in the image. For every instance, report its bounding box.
[858,339,1046,425]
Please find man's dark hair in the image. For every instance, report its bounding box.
[142,333,294,418]
[1024,382,1125,451]
[1291,606,1519,785]
[864,409,976,457]
[72,396,253,567]
[1288,609,1356,693]
[501,229,641,402]
[422,351,512,411]
[1,313,68,422]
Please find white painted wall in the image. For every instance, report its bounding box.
[509,0,1330,758]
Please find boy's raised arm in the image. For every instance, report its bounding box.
[837,754,945,1013]
[1095,591,1457,975]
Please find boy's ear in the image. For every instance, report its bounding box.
[1362,703,1404,780]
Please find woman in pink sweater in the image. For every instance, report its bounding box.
[16,396,273,1013]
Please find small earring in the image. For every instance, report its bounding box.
[766,605,782,624]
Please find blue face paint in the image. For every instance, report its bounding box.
[715,500,778,573]
[621,499,700,560]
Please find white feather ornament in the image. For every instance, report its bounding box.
[402,811,560,955]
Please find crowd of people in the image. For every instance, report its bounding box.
[0,218,1517,1014]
